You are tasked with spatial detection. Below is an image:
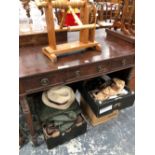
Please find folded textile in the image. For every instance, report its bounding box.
[38,101,81,133]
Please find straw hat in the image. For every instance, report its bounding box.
[42,86,75,110]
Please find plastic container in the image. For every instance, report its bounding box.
[79,76,135,117]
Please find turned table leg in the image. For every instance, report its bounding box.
[19,96,38,146]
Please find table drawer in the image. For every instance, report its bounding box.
[65,64,98,82]
[20,55,134,94]
[95,55,134,73]
[110,55,134,69]
[65,55,134,82]
[22,71,65,93]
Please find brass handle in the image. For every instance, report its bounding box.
[75,70,80,77]
[122,59,126,66]
[97,65,102,72]
[40,78,49,86]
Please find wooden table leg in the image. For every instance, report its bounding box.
[19,96,37,146]
[128,67,135,92]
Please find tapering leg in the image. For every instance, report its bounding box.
[20,96,37,146]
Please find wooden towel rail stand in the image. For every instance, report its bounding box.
[35,0,101,62]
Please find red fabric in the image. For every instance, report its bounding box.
[65,13,80,26]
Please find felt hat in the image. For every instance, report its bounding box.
[42,86,75,110]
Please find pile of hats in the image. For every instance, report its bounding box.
[39,85,84,138]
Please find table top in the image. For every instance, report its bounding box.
[19,28,135,79]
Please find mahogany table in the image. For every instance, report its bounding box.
[19,28,135,145]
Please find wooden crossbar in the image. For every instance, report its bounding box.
[35,0,85,8]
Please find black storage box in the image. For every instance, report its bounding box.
[79,76,135,117]
[27,92,87,149]
[43,113,87,149]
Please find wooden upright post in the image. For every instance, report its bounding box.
[44,0,56,50]
[88,4,97,42]
[80,0,89,43]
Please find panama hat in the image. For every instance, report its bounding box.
[42,86,75,110]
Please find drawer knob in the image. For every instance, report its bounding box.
[40,78,49,86]
[75,70,80,77]
[97,65,102,72]
[122,59,126,66]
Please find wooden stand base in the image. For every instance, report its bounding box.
[80,97,119,126]
[42,41,101,62]
[106,29,135,44]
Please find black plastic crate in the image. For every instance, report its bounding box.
[43,114,87,149]
[80,76,135,117]
[27,92,87,149]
